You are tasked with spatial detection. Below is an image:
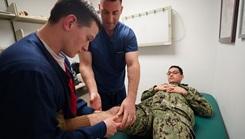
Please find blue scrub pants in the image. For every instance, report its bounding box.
[100,88,126,111]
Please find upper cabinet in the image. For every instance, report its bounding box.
[0,3,48,24]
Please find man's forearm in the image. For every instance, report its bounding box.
[127,63,140,100]
[65,115,91,131]
[79,52,98,95]
[80,68,98,94]
[65,106,121,131]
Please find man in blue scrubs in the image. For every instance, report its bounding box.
[79,0,140,129]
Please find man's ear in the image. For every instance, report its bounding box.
[181,74,184,80]
[63,14,77,31]
[120,6,123,13]
[98,3,100,10]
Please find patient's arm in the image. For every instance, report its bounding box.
[154,83,213,117]
[65,106,122,131]
[182,86,213,117]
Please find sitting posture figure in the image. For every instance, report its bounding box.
[64,65,213,139]
[0,0,119,138]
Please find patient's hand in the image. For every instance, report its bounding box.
[154,84,187,95]
[168,85,187,95]
[107,106,121,115]
[154,84,169,91]
[106,106,123,123]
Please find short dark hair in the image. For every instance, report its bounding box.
[49,0,101,29]
[169,65,183,75]
[111,0,122,4]
[102,0,122,5]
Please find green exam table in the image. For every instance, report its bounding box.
[109,93,229,139]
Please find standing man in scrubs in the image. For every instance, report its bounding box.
[79,0,140,129]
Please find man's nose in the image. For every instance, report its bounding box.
[82,43,89,51]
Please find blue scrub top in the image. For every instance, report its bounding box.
[89,21,138,94]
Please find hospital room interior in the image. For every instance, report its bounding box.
[0,0,244,138]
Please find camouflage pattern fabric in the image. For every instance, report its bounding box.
[123,83,213,139]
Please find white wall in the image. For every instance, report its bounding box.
[1,0,245,138]
[214,1,245,138]
[120,0,220,103]
[0,0,15,49]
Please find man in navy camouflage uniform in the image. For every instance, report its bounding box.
[121,65,213,139]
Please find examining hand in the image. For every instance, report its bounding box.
[89,92,102,111]
[104,115,121,137]
[117,97,136,130]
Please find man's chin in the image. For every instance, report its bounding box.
[169,81,176,83]
[104,24,115,30]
